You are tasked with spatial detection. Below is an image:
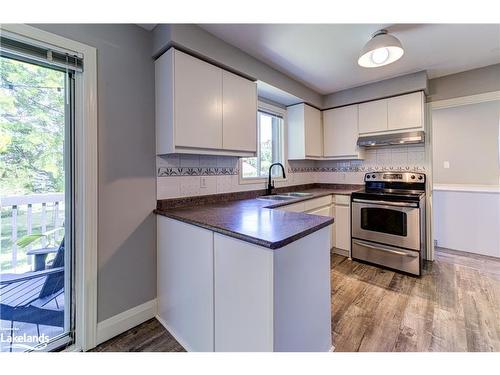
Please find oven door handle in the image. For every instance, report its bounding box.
[352,240,419,258]
[352,198,418,208]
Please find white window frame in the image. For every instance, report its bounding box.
[0,24,98,351]
[239,101,288,185]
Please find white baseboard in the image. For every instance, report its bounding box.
[331,247,349,258]
[96,299,157,346]
[155,314,193,352]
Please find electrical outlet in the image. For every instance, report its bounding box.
[443,161,450,169]
[200,177,207,188]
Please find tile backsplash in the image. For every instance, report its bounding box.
[156,145,426,199]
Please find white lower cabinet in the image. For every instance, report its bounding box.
[277,194,351,255]
[306,205,333,248]
[215,230,332,352]
[157,216,214,351]
[214,234,275,351]
[157,215,332,352]
[333,199,351,253]
[277,201,306,212]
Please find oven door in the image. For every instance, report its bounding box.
[352,198,421,251]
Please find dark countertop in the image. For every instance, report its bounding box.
[155,184,362,249]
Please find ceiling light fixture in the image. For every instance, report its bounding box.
[358,29,404,68]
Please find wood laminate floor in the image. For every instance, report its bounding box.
[92,248,500,352]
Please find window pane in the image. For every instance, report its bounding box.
[0,56,73,352]
[259,113,273,176]
[241,110,283,179]
[242,156,258,178]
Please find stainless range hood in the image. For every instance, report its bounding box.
[357,130,425,147]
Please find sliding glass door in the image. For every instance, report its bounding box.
[0,52,75,351]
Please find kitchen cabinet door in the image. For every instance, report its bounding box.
[323,105,360,158]
[277,202,306,212]
[388,91,424,131]
[287,103,323,160]
[214,234,274,351]
[222,70,257,152]
[308,205,331,217]
[174,50,223,150]
[334,204,350,251]
[157,216,214,351]
[304,104,323,157]
[358,98,388,134]
[308,205,334,249]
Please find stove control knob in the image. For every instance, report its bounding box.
[372,174,376,179]
[366,175,370,179]
[418,175,423,180]
[411,175,416,180]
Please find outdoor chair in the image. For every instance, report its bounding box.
[0,238,65,351]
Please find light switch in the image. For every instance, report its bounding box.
[200,177,207,188]
[443,161,450,169]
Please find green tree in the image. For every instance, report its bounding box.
[0,57,65,195]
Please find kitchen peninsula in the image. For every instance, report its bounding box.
[155,184,361,351]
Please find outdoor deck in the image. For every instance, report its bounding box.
[0,193,66,352]
[0,294,65,352]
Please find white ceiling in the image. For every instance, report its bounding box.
[200,24,500,94]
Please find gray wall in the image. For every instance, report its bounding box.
[322,64,500,108]
[322,71,428,108]
[152,24,323,108]
[33,24,157,322]
[428,63,500,102]
[432,100,500,185]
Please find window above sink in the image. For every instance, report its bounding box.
[240,101,286,184]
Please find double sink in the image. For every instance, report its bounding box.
[257,192,313,201]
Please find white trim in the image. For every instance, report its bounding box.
[155,314,192,352]
[258,100,287,117]
[424,102,434,261]
[433,184,500,194]
[0,24,99,352]
[430,90,500,110]
[96,299,158,346]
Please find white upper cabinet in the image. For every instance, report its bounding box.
[358,98,388,134]
[323,105,363,159]
[174,49,223,150]
[304,104,323,157]
[387,91,424,131]
[287,103,322,159]
[155,48,257,156]
[222,70,257,152]
[358,91,425,135]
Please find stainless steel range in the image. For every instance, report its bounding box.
[351,172,426,276]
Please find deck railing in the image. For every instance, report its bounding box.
[0,193,64,272]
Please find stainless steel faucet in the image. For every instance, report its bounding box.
[267,162,286,195]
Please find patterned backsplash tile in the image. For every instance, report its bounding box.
[157,146,426,177]
[158,166,239,177]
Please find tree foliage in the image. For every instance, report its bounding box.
[0,57,65,195]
